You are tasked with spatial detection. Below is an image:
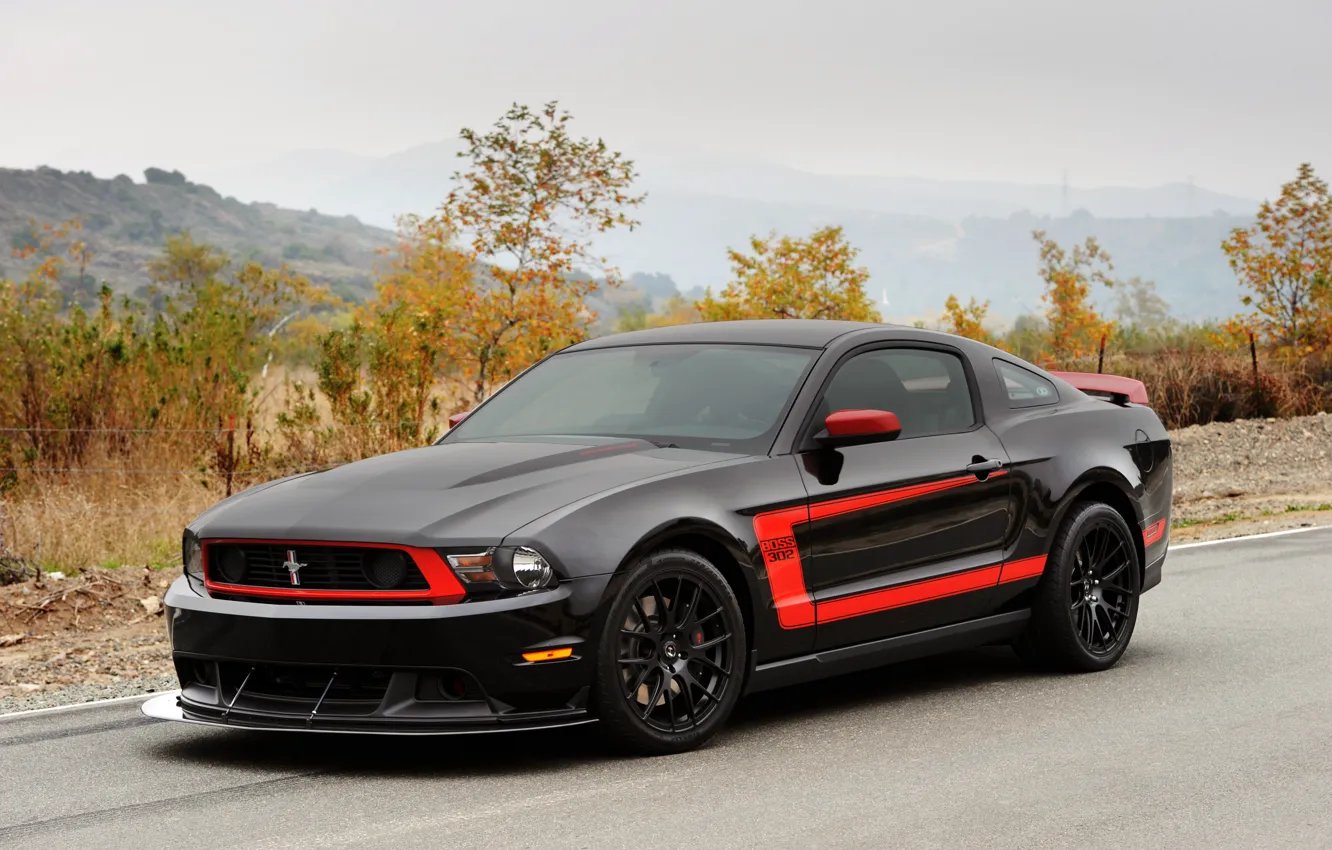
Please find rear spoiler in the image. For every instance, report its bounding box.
[1049,371,1149,406]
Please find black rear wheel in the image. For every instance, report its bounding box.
[1015,501,1141,672]
[593,550,746,755]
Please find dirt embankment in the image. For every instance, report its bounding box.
[1168,412,1332,541]
[3,413,1332,711]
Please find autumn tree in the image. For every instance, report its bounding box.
[426,100,646,405]
[148,233,329,424]
[320,220,477,442]
[1,230,325,469]
[1032,230,1116,364]
[1221,162,1332,350]
[696,226,880,322]
[940,294,999,346]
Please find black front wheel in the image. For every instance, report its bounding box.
[592,550,746,755]
[1015,501,1141,672]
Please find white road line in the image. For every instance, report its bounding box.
[1168,523,1332,551]
[0,691,158,720]
[3,523,1331,721]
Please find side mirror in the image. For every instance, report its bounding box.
[815,409,902,448]
[448,410,472,429]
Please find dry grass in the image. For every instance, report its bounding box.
[0,367,467,576]
[2,474,215,573]
[1065,350,1331,429]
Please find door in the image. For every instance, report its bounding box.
[795,343,1014,650]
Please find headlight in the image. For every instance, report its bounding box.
[511,547,553,589]
[446,546,556,592]
[183,531,204,595]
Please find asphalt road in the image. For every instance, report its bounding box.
[3,529,1330,850]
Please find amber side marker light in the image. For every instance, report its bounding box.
[522,647,574,663]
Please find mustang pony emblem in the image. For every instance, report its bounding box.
[283,550,306,586]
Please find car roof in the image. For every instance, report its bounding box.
[567,319,906,351]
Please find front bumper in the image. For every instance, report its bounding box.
[159,575,610,733]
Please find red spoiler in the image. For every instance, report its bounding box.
[1049,371,1149,406]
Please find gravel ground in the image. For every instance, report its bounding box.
[4,412,1332,715]
[0,674,178,714]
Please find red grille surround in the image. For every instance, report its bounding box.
[203,538,466,603]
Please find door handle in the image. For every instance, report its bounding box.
[966,458,1004,477]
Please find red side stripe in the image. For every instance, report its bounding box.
[753,505,816,628]
[998,555,1047,583]
[817,565,1003,624]
[808,472,1006,522]
[752,471,1019,630]
[1143,519,1167,546]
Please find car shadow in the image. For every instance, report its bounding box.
[143,644,1097,775]
[728,645,1029,731]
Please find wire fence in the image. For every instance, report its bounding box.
[0,420,445,496]
[0,422,432,434]
[6,506,202,515]
[0,466,335,476]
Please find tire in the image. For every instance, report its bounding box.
[1014,501,1141,673]
[592,549,747,756]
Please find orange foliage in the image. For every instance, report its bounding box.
[429,101,646,405]
[341,102,646,415]
[1033,230,1115,365]
[696,226,880,322]
[1221,163,1332,352]
[941,294,1001,347]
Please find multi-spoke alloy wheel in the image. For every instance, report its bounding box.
[1069,521,1135,656]
[594,550,745,755]
[618,574,734,733]
[1015,501,1141,672]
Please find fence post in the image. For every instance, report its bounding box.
[1249,332,1260,415]
[225,415,236,498]
[1097,334,1106,374]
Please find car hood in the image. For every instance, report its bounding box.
[190,437,741,547]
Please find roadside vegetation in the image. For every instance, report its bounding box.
[3,101,1332,577]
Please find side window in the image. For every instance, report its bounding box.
[819,348,976,440]
[993,359,1059,408]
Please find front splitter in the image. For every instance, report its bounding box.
[140,691,597,736]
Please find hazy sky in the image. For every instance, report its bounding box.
[2,0,1329,197]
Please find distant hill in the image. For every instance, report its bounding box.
[4,155,1260,324]
[0,166,395,301]
[207,142,1258,228]
[202,144,1259,321]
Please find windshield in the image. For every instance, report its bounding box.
[444,343,818,454]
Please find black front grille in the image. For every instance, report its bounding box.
[207,543,429,592]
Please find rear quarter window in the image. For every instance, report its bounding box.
[993,359,1059,408]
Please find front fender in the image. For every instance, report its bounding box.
[501,454,816,664]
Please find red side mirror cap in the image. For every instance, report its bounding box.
[820,409,902,447]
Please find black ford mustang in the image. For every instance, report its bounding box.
[145,320,1172,754]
